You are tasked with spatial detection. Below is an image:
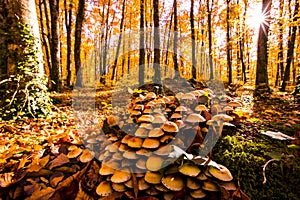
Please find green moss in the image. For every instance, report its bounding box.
[212,135,300,200]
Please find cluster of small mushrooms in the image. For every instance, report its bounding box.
[77,87,244,199]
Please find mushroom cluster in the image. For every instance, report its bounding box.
[92,88,239,199]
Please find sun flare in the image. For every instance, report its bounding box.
[247,7,266,30]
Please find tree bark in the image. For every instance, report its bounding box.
[226,0,232,85]
[207,0,214,79]
[65,0,73,87]
[280,0,299,91]
[139,0,145,85]
[74,0,85,87]
[190,0,197,79]
[153,0,161,83]
[111,0,126,83]
[49,0,61,91]
[255,0,272,92]
[173,0,179,77]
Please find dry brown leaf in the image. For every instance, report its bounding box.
[50,172,64,188]
[49,153,69,169]
[0,172,14,187]
[25,187,55,200]
[27,155,50,173]
[75,181,94,200]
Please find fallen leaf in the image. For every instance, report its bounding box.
[49,153,69,169]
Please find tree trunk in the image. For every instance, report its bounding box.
[190,0,197,79]
[255,0,272,93]
[139,0,145,85]
[280,0,299,91]
[111,0,126,83]
[226,0,232,85]
[207,0,214,79]
[173,0,179,77]
[49,0,61,91]
[74,0,85,87]
[153,0,161,83]
[275,0,284,87]
[65,0,73,87]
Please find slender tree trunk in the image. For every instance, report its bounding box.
[275,0,284,87]
[74,0,85,87]
[240,0,247,83]
[190,0,197,79]
[226,0,232,84]
[38,0,51,83]
[49,0,61,91]
[255,0,272,92]
[111,0,126,83]
[173,0,179,77]
[65,0,73,87]
[153,0,161,83]
[139,0,145,85]
[280,0,299,91]
[207,0,214,79]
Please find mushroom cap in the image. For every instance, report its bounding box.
[86,138,98,144]
[124,179,133,188]
[138,115,154,123]
[107,115,119,126]
[96,181,113,196]
[160,135,174,143]
[139,123,153,130]
[123,149,138,160]
[145,187,160,195]
[179,163,201,177]
[152,115,167,124]
[142,138,160,149]
[202,181,219,191]
[130,110,142,116]
[171,113,182,119]
[135,127,149,138]
[144,171,162,184]
[175,105,188,112]
[162,174,184,191]
[208,164,233,181]
[210,104,222,114]
[195,105,208,112]
[121,134,133,144]
[99,163,117,176]
[190,189,206,199]
[164,193,175,200]
[187,177,201,190]
[219,181,237,191]
[154,145,173,156]
[111,169,131,183]
[79,149,94,163]
[138,178,150,190]
[148,128,164,138]
[182,93,196,100]
[112,183,127,192]
[127,137,143,148]
[211,114,233,122]
[143,108,152,114]
[146,156,164,171]
[136,148,152,156]
[175,92,184,99]
[155,184,170,192]
[161,121,179,133]
[146,101,156,107]
[175,120,185,129]
[112,152,123,160]
[136,158,147,170]
[185,113,206,123]
[67,147,82,158]
[196,173,208,181]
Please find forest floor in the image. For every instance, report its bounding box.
[0,87,299,199]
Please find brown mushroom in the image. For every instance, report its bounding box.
[161,174,184,191]
[178,163,201,177]
[127,137,143,148]
[208,164,233,182]
[111,169,131,183]
[142,138,160,149]
[146,156,164,171]
[144,171,162,184]
[161,121,179,133]
[96,181,113,196]
[148,128,164,138]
